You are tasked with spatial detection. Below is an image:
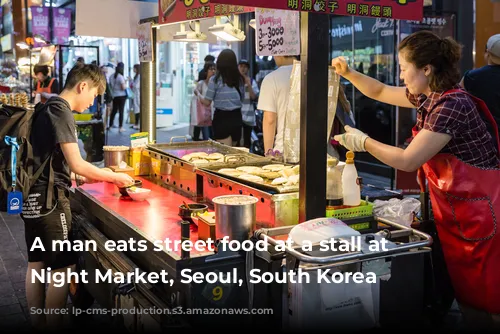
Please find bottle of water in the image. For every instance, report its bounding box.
[342,151,361,206]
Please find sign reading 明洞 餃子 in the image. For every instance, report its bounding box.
[211,0,424,21]
[158,0,254,25]
[255,8,300,56]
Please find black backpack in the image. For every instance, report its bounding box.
[0,102,54,213]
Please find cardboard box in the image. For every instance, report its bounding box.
[129,147,151,176]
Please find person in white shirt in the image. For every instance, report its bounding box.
[257,56,298,156]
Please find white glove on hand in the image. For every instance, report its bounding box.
[333,125,369,152]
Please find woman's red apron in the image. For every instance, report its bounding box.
[36,78,55,103]
[412,89,500,314]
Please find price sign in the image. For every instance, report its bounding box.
[137,22,153,62]
[255,8,300,57]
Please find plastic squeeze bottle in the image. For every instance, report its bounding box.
[342,151,361,206]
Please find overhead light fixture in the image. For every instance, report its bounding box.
[174,21,207,42]
[209,16,246,42]
[249,19,256,29]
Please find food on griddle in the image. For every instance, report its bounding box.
[181,154,194,161]
[236,166,263,175]
[191,159,209,164]
[258,171,282,179]
[218,168,243,176]
[207,153,224,160]
[190,152,209,158]
[272,177,288,185]
[238,174,264,183]
[285,174,300,186]
[262,164,292,172]
[280,166,299,178]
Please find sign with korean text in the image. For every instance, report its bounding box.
[256,8,300,56]
[52,8,72,44]
[31,6,50,47]
[158,0,254,25]
[211,0,424,21]
[137,22,154,62]
[400,14,455,39]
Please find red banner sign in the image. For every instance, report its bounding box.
[159,0,254,25]
[210,0,424,21]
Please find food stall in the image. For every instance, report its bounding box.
[69,0,435,331]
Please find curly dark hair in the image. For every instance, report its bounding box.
[398,30,462,92]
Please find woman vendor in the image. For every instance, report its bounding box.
[332,30,500,330]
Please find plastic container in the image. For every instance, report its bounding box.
[342,151,361,206]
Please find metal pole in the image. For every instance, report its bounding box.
[140,25,157,142]
[298,12,330,223]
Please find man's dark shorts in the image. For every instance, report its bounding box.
[21,187,77,270]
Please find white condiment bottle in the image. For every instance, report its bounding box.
[342,151,361,206]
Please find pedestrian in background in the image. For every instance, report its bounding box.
[108,62,128,132]
[238,59,259,148]
[130,64,141,130]
[460,33,500,139]
[198,49,245,146]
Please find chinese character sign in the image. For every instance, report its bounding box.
[211,0,424,21]
[31,6,50,47]
[137,22,154,62]
[256,9,300,56]
[158,0,254,25]
[52,8,72,45]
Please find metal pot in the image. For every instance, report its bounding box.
[212,195,259,243]
[103,146,130,167]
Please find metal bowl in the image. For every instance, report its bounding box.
[178,203,208,219]
[118,179,143,197]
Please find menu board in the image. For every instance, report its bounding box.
[255,8,300,56]
[137,22,154,62]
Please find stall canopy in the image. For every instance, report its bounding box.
[211,0,424,21]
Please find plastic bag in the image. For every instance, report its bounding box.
[373,197,421,227]
[289,217,360,246]
[282,62,341,164]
